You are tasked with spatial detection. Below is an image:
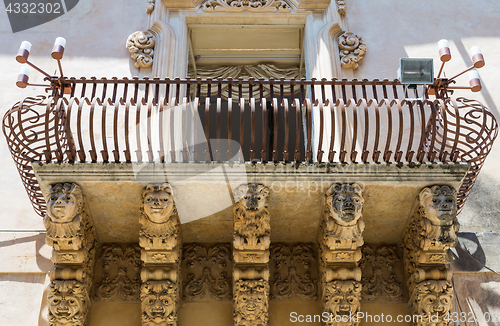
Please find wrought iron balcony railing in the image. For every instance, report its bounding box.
[3,77,497,218]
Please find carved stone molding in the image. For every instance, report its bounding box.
[409,280,453,326]
[202,0,290,12]
[233,184,271,252]
[323,280,361,326]
[126,31,155,69]
[270,243,318,300]
[182,243,232,301]
[141,280,178,326]
[336,0,345,15]
[48,280,90,326]
[147,0,155,14]
[359,245,404,301]
[338,32,366,70]
[234,279,269,326]
[93,244,142,301]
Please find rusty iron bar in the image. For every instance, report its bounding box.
[2,78,498,219]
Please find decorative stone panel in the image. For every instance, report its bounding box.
[202,0,290,12]
[270,243,318,300]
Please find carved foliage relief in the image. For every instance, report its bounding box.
[234,279,269,326]
[93,244,142,301]
[182,243,232,301]
[339,32,366,70]
[202,0,290,12]
[270,243,318,300]
[359,245,404,301]
[126,31,155,69]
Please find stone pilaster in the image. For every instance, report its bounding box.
[232,184,271,326]
[318,183,365,326]
[139,183,181,326]
[43,183,96,326]
[402,185,459,326]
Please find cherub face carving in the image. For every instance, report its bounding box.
[234,184,270,213]
[141,281,176,324]
[46,183,83,223]
[413,281,453,318]
[48,281,88,325]
[234,280,268,323]
[325,281,361,316]
[419,186,457,225]
[142,184,175,224]
[326,183,364,226]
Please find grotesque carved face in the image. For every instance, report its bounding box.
[143,190,174,223]
[325,281,361,316]
[46,183,82,223]
[141,281,176,324]
[420,186,457,225]
[234,184,270,213]
[326,183,364,226]
[48,281,87,324]
[142,184,175,224]
[235,280,268,323]
[143,293,175,322]
[414,281,453,318]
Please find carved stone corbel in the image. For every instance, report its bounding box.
[139,183,181,326]
[126,31,155,68]
[232,184,271,326]
[338,32,366,70]
[319,183,364,326]
[44,183,96,326]
[403,185,458,325]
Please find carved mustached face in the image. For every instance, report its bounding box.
[47,191,79,223]
[423,193,457,226]
[237,291,266,321]
[48,292,82,322]
[327,292,360,315]
[143,190,174,223]
[143,293,174,321]
[420,291,452,317]
[330,192,363,226]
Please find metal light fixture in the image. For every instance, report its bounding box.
[15,37,70,93]
[398,58,434,85]
[429,39,485,97]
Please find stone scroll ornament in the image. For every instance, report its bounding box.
[126,31,155,69]
[338,32,366,70]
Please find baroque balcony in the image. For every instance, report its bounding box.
[3,76,498,325]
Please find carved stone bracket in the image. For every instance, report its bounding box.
[233,184,271,326]
[93,244,142,301]
[182,243,232,301]
[338,32,366,70]
[270,243,318,300]
[402,185,458,325]
[202,0,290,12]
[139,183,182,326]
[359,245,404,301]
[319,183,364,326]
[44,183,96,326]
[126,31,155,69]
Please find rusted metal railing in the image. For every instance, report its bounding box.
[2,77,497,218]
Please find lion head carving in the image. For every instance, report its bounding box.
[411,280,453,320]
[324,280,361,317]
[141,281,177,325]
